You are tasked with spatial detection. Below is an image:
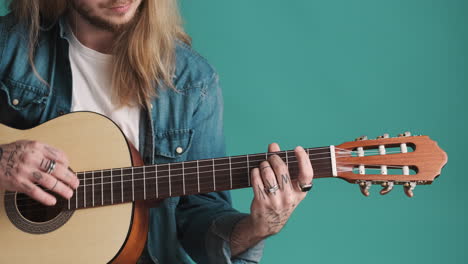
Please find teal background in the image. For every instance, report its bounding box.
[1,0,467,263]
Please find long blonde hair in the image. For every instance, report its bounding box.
[9,0,191,107]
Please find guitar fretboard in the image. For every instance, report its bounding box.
[66,146,335,210]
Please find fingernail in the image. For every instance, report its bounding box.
[295,146,304,151]
[50,197,57,206]
[74,178,80,188]
[67,190,74,199]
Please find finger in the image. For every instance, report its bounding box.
[31,170,73,199]
[19,180,57,206]
[268,154,293,192]
[36,155,79,189]
[268,142,281,153]
[294,146,314,192]
[251,168,267,201]
[259,161,280,199]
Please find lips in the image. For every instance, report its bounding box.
[108,0,133,9]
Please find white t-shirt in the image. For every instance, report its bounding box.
[66,24,141,150]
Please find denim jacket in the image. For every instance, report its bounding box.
[0,13,264,264]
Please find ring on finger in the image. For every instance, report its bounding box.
[46,160,57,174]
[298,182,313,192]
[51,179,59,191]
[265,184,279,194]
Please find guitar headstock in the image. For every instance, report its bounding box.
[335,132,447,197]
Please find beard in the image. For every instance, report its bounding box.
[69,0,138,33]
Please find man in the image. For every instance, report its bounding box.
[0,0,314,263]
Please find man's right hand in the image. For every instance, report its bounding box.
[0,140,79,206]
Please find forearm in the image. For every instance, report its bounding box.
[230,215,266,257]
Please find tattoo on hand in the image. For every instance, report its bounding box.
[265,208,290,234]
[4,144,22,177]
[281,173,291,189]
[33,171,43,181]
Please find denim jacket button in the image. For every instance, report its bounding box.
[12,99,19,106]
[175,147,183,154]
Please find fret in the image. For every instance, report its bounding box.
[156,163,169,198]
[169,162,184,197]
[84,171,93,208]
[92,171,95,206]
[183,161,198,195]
[196,160,200,193]
[168,163,171,196]
[75,173,79,209]
[112,168,122,205]
[68,195,70,210]
[212,158,216,190]
[155,164,158,198]
[143,165,157,200]
[120,168,124,203]
[143,166,146,200]
[198,159,214,193]
[131,167,135,201]
[230,156,249,189]
[109,169,113,204]
[83,172,86,207]
[133,166,145,201]
[183,161,186,194]
[122,168,133,202]
[246,154,250,187]
[92,170,103,206]
[102,169,111,206]
[213,158,230,191]
[229,156,232,189]
[285,150,289,167]
[100,170,104,206]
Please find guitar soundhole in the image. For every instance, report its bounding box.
[15,193,63,222]
[4,191,74,234]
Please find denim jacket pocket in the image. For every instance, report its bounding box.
[154,129,194,164]
[0,78,48,129]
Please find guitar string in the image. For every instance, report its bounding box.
[9,162,420,210]
[6,158,337,203]
[3,150,344,198]
[7,153,418,203]
[8,166,337,212]
[4,149,424,202]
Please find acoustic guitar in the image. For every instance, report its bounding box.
[0,112,448,263]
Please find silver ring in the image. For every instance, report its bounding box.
[46,160,56,174]
[51,179,59,191]
[266,184,279,194]
[299,182,313,192]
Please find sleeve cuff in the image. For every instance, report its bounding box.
[205,212,265,264]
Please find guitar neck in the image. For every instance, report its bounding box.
[66,146,336,210]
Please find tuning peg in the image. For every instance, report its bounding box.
[379,182,394,195]
[403,182,416,197]
[359,181,371,197]
[377,133,389,139]
[355,136,368,141]
[398,131,412,137]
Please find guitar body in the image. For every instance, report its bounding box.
[0,112,148,264]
